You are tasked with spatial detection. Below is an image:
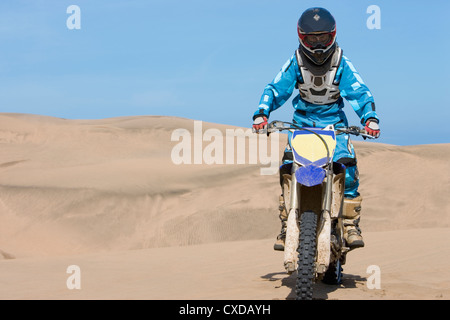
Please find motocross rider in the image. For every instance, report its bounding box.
[252,7,380,251]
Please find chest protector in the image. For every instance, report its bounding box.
[295,46,343,105]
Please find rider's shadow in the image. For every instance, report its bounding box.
[261,272,367,300]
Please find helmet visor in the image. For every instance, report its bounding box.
[300,32,334,49]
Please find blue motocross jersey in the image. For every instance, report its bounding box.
[254,47,379,128]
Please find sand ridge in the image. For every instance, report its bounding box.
[0,113,449,299]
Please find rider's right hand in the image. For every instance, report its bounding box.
[252,116,268,133]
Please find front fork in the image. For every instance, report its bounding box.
[283,162,335,275]
[316,164,334,274]
[283,163,299,274]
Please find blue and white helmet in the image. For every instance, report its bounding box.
[297,7,337,65]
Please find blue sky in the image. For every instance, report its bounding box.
[0,0,449,145]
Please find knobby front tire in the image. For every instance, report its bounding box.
[296,211,317,300]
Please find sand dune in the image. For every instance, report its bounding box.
[0,113,449,300]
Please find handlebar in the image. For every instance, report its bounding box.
[264,120,375,140]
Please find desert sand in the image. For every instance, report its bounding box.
[0,113,449,300]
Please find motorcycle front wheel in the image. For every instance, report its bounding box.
[296,211,317,300]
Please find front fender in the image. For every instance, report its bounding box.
[295,164,326,187]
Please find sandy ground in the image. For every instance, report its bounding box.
[0,113,449,300]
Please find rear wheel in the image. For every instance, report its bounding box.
[296,211,317,300]
[322,259,343,285]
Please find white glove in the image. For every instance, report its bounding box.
[252,116,268,134]
[364,119,380,138]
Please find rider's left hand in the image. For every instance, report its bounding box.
[364,119,380,138]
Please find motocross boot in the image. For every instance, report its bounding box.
[343,195,365,249]
[274,194,288,251]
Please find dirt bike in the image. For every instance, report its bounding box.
[265,120,374,300]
